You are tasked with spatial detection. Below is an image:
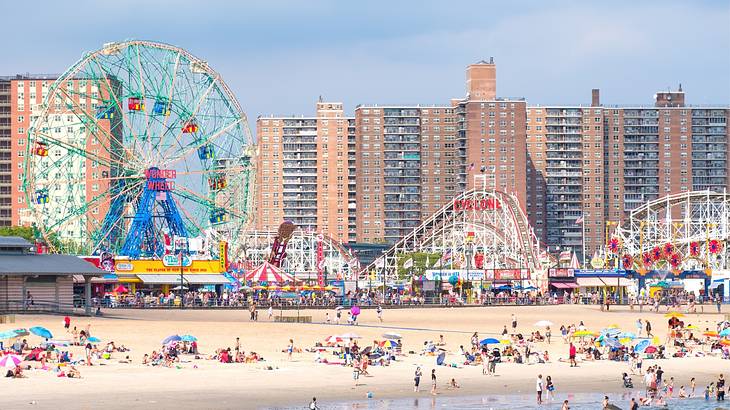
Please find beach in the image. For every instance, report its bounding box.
[1,305,728,409]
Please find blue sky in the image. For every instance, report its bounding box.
[1,0,728,120]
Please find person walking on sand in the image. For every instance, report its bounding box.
[690,377,696,397]
[414,366,422,392]
[536,374,544,404]
[568,342,577,367]
[636,318,643,337]
[718,373,725,401]
[64,316,71,331]
[287,339,295,360]
[511,314,517,333]
[645,320,652,338]
[376,305,383,322]
[268,305,273,321]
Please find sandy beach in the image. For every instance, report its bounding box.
[1,305,728,409]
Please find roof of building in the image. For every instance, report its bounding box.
[0,236,33,248]
[0,254,106,276]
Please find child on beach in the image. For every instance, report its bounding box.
[546,375,555,400]
[431,369,437,396]
[448,378,460,389]
[414,366,422,392]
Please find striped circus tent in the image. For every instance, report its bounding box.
[244,261,295,283]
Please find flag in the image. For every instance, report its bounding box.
[403,258,414,269]
[575,215,584,225]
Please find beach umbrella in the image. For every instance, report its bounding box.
[720,328,730,337]
[0,354,22,369]
[601,328,621,337]
[161,335,182,345]
[180,335,197,342]
[620,332,637,339]
[13,329,29,337]
[480,338,500,345]
[436,352,446,366]
[350,306,361,316]
[664,312,684,318]
[340,333,361,340]
[382,333,402,340]
[0,330,22,341]
[335,306,344,311]
[499,339,511,345]
[720,340,730,346]
[534,320,553,327]
[87,336,101,343]
[686,324,698,330]
[382,340,398,348]
[607,324,620,329]
[573,330,594,337]
[114,285,129,293]
[45,340,70,347]
[29,326,53,339]
[702,331,718,337]
[644,346,658,354]
[634,339,650,353]
[324,285,335,291]
[324,335,343,344]
[603,337,622,348]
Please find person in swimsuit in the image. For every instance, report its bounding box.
[414,367,422,392]
[431,368,437,396]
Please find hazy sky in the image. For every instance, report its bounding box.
[1,0,728,122]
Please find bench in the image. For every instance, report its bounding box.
[274,315,312,323]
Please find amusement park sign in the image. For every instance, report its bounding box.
[452,198,501,212]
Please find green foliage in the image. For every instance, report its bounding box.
[0,226,35,241]
[396,251,442,279]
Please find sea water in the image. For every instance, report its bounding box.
[271,392,730,409]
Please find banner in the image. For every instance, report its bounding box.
[548,268,575,278]
[219,241,228,272]
[114,259,223,274]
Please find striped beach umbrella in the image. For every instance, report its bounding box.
[0,354,22,369]
[244,262,295,283]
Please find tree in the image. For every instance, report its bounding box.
[396,251,442,279]
[0,226,35,241]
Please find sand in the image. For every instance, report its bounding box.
[1,304,728,409]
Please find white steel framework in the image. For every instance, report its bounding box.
[367,189,546,283]
[240,230,360,281]
[612,190,730,273]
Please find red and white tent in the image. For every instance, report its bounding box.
[244,261,295,283]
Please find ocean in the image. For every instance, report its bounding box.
[271,392,730,409]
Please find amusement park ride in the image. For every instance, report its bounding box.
[24,40,255,267]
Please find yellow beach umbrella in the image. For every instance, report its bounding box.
[499,339,511,345]
[652,336,661,345]
[608,324,620,329]
[664,312,684,318]
[574,330,595,337]
[686,325,698,330]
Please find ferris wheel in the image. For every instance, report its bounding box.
[24,40,255,258]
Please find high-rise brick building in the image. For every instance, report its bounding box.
[527,88,729,263]
[0,78,10,226]
[254,101,355,243]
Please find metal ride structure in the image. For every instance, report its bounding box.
[608,190,730,275]
[242,230,361,281]
[24,41,255,258]
[366,189,546,284]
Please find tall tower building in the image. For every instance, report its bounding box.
[457,60,527,206]
[255,102,353,243]
[0,78,10,227]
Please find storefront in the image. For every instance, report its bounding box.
[574,269,634,300]
[548,268,578,294]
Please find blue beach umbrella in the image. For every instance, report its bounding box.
[180,335,197,342]
[480,338,500,345]
[162,334,182,344]
[29,326,53,339]
[601,328,621,337]
[87,336,101,343]
[719,328,730,337]
[634,339,650,353]
[603,337,622,348]
[620,332,637,339]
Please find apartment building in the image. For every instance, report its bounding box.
[527,88,729,262]
[0,78,10,226]
[255,102,354,243]
[354,104,460,243]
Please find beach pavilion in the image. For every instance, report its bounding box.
[0,236,105,315]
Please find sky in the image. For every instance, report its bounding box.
[1,0,728,123]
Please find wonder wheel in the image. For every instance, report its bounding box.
[24,41,255,258]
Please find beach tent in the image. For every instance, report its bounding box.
[436,352,446,366]
[244,262,295,283]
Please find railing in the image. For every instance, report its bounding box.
[0,299,78,314]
